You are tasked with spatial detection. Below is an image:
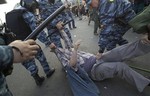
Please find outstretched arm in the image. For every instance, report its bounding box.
[59,29,73,50]
[69,40,82,67]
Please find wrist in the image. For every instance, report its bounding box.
[72,48,77,51]
[11,46,23,56]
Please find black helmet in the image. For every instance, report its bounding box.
[20,0,39,12]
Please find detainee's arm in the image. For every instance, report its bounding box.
[69,40,82,67]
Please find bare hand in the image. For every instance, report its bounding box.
[49,43,56,49]
[9,39,39,63]
[74,39,82,50]
[56,21,64,30]
[96,52,102,60]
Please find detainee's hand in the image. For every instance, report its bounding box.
[9,39,39,63]
[96,52,102,60]
[49,43,56,52]
[74,39,82,51]
[141,34,150,44]
[49,43,56,49]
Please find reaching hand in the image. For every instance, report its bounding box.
[74,39,82,51]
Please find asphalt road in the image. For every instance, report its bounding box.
[6,17,150,96]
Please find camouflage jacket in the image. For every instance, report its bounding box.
[0,46,13,96]
[99,0,136,35]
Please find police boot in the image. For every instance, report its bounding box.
[46,68,55,78]
[33,74,45,86]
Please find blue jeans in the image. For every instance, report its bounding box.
[65,65,100,96]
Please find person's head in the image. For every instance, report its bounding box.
[86,0,99,8]
[20,0,39,12]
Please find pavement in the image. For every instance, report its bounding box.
[6,17,150,96]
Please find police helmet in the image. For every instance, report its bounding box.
[20,0,39,12]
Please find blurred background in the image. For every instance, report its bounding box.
[0,0,22,22]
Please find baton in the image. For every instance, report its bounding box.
[24,5,66,40]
